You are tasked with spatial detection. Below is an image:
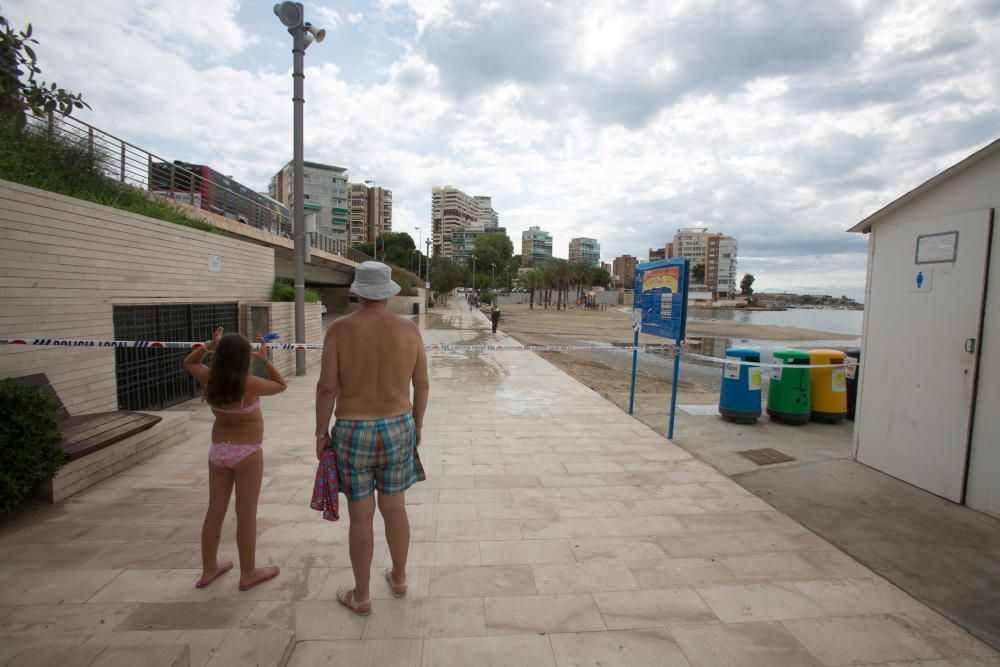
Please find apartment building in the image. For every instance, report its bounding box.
[612,254,639,287]
[347,183,369,245]
[347,184,393,247]
[432,186,476,260]
[269,161,349,241]
[663,227,738,298]
[475,196,499,228]
[521,226,553,267]
[432,186,504,264]
[568,237,601,267]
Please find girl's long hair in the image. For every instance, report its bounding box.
[205,333,250,407]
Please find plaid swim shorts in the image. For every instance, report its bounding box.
[331,412,425,501]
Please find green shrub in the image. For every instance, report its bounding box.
[270,279,319,303]
[0,121,220,235]
[391,267,419,297]
[0,379,67,515]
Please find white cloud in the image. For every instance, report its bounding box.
[2,0,998,297]
[307,3,343,29]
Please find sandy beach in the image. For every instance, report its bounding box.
[494,302,857,405]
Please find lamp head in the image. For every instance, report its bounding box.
[273,2,303,28]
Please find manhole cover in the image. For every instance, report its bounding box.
[738,448,795,465]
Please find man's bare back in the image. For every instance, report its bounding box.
[324,306,427,420]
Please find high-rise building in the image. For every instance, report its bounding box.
[347,183,369,245]
[568,238,601,267]
[270,161,349,241]
[521,226,553,267]
[666,228,738,298]
[432,187,504,264]
[347,184,393,248]
[475,196,498,228]
[613,254,639,288]
[432,186,478,260]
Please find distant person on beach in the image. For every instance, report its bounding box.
[315,261,429,616]
[491,304,502,333]
[183,327,286,591]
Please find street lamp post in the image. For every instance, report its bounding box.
[472,256,476,296]
[424,238,431,307]
[274,1,324,376]
[364,179,382,260]
[491,263,496,300]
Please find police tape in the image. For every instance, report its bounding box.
[0,337,675,353]
[0,337,856,369]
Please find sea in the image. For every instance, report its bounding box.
[686,307,863,360]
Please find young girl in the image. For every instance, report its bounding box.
[184,326,287,591]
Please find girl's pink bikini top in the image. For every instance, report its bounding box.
[211,396,260,415]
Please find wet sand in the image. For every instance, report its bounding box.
[496,302,856,404]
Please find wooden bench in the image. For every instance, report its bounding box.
[11,373,162,460]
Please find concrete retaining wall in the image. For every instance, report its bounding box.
[389,289,426,316]
[0,179,276,413]
[240,301,323,376]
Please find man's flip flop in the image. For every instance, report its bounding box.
[238,565,280,591]
[337,587,372,616]
[194,561,234,589]
[385,568,407,598]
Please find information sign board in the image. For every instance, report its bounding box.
[634,258,689,341]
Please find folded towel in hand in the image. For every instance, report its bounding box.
[310,446,340,521]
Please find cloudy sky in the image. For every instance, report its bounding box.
[6,0,999,298]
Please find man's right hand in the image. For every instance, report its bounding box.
[415,427,422,446]
[315,433,330,459]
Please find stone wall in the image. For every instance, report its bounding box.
[240,301,323,377]
[0,179,276,413]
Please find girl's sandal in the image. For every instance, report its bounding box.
[385,568,408,598]
[337,587,372,616]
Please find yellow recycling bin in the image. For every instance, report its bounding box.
[809,349,847,423]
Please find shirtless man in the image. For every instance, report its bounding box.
[314,262,429,616]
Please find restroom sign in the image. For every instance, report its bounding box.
[910,268,933,293]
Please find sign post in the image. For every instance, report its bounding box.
[627,258,689,438]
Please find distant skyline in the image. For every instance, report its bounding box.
[6,0,999,300]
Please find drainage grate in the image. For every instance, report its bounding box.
[738,448,795,465]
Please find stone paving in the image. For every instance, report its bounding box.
[0,299,998,666]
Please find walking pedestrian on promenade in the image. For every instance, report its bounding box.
[491,304,502,333]
[315,261,429,616]
[183,327,286,591]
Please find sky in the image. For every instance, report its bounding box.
[6,0,1000,299]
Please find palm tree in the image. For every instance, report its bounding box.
[544,258,572,310]
[538,262,555,309]
[527,269,543,309]
[572,262,594,302]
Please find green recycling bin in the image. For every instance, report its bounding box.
[766,349,811,425]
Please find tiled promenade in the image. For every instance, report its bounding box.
[0,300,997,666]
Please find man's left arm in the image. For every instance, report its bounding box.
[314,326,339,459]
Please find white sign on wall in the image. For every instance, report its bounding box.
[208,255,222,272]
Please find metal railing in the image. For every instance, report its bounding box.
[25,112,372,265]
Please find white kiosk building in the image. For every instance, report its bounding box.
[849,138,999,519]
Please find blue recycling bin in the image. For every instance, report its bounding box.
[719,348,762,424]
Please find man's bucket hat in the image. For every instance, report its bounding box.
[350,261,401,301]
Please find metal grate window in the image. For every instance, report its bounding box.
[113,303,238,410]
